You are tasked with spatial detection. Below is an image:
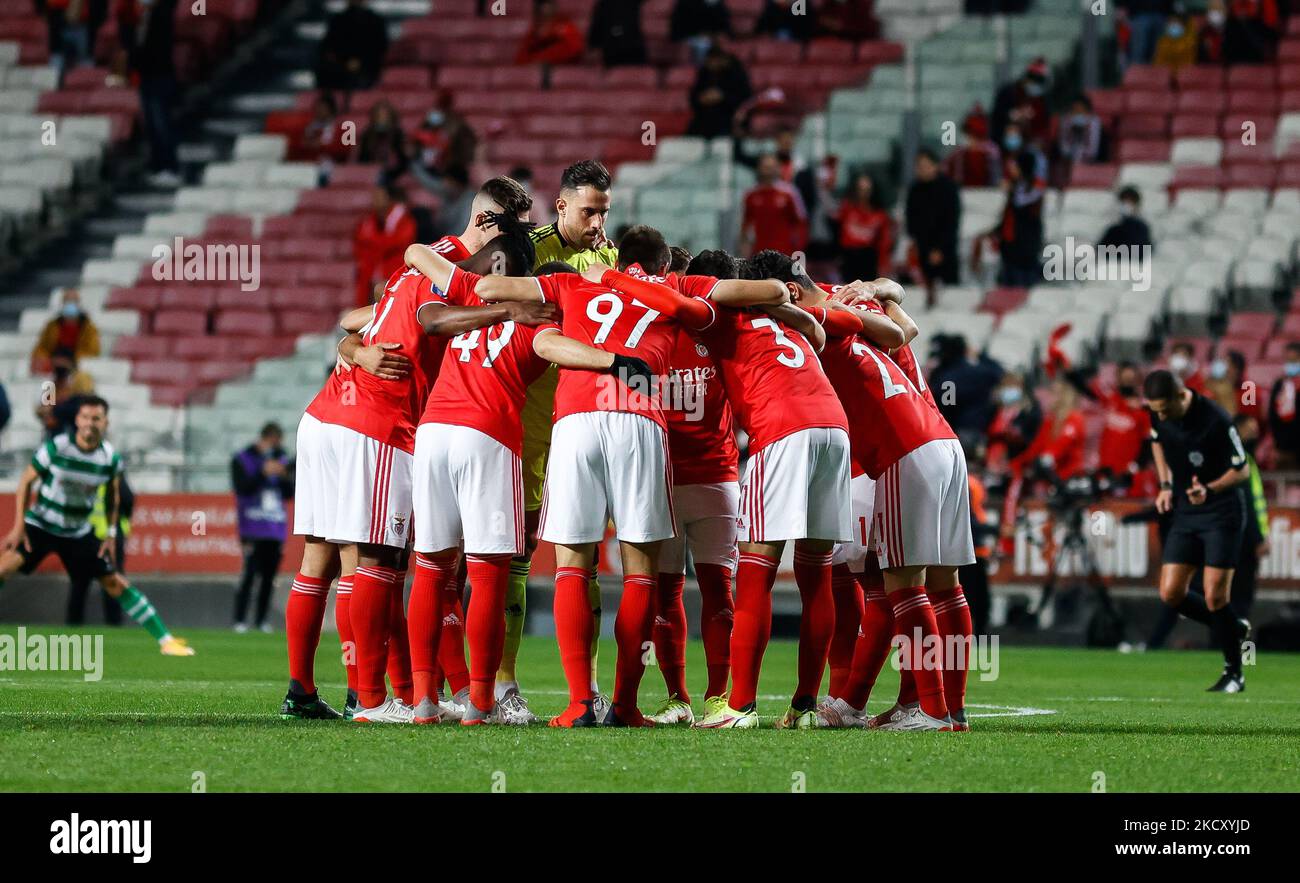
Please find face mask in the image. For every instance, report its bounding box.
[1286,362,1300,378]
[1209,359,1228,380]
[1170,354,1191,375]
[425,111,445,127]
[1119,202,1136,217]
[1004,133,1023,151]
[1118,384,1137,398]
[1166,23,1185,39]
[1000,387,1024,406]
[1024,81,1044,97]
[1070,113,1090,126]
[1208,10,1226,26]
[61,303,80,319]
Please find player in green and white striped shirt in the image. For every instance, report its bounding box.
[0,397,194,656]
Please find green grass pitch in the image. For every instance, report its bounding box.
[2,628,1298,792]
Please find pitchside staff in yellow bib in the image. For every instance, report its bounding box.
[496,161,620,720]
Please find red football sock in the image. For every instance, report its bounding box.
[385,572,413,705]
[891,586,949,721]
[653,573,689,702]
[334,575,356,692]
[828,563,865,699]
[465,554,511,713]
[729,551,779,710]
[613,574,657,713]
[438,572,470,697]
[792,544,835,703]
[351,565,397,709]
[843,583,893,710]
[930,585,973,714]
[695,562,734,699]
[286,573,329,695]
[554,566,595,704]
[408,553,454,708]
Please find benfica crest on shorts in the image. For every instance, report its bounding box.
[391,514,407,537]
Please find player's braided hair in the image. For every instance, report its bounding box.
[480,209,538,276]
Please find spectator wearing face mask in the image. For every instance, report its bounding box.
[408,95,478,196]
[1099,186,1153,251]
[1001,121,1047,182]
[32,289,100,375]
[357,100,409,184]
[991,58,1051,149]
[986,372,1043,472]
[1120,0,1174,66]
[1055,95,1104,181]
[944,106,1002,187]
[1153,5,1199,70]
[1092,361,1152,487]
[1267,342,1300,468]
[995,149,1046,288]
[1168,341,1206,394]
[1206,349,1262,421]
[1198,0,1228,62]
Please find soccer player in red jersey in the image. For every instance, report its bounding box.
[795,279,976,731]
[282,237,552,725]
[403,219,636,725]
[605,249,852,729]
[478,241,784,727]
[616,241,742,726]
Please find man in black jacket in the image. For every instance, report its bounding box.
[588,0,647,67]
[905,149,962,286]
[316,0,389,91]
[124,0,180,187]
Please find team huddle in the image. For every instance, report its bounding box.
[282,160,977,730]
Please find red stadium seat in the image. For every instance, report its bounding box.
[159,287,217,310]
[806,39,856,64]
[1123,65,1171,90]
[204,214,255,239]
[152,311,209,335]
[1171,113,1220,138]
[197,362,251,384]
[1227,66,1277,89]
[604,66,659,89]
[1227,90,1279,115]
[1174,65,1224,90]
[1169,165,1224,191]
[1069,163,1118,188]
[981,287,1029,314]
[113,335,169,359]
[1124,90,1172,114]
[1087,89,1126,118]
[1226,312,1277,339]
[855,42,904,65]
[1218,335,1264,360]
[1225,163,1277,189]
[1175,89,1227,114]
[1265,337,1298,359]
[379,66,431,90]
[277,311,335,335]
[1118,139,1171,163]
[1221,114,1276,141]
[1280,64,1300,88]
[214,310,272,336]
[172,336,234,361]
[1118,113,1169,139]
[106,287,161,311]
[752,39,803,64]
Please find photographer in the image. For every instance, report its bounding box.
[1144,369,1251,692]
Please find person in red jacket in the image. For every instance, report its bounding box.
[515,0,585,65]
[353,184,418,307]
[1012,377,1087,481]
[1094,361,1151,490]
[740,153,808,257]
[835,172,893,282]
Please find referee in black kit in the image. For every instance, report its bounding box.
[1143,369,1252,692]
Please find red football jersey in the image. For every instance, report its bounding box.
[693,297,848,452]
[623,265,738,485]
[820,336,955,479]
[306,264,465,453]
[420,268,552,457]
[429,234,472,262]
[537,272,681,430]
[817,282,937,409]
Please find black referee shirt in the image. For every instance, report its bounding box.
[1149,391,1247,518]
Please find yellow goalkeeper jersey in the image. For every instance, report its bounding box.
[520,224,620,510]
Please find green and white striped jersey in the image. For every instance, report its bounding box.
[26,434,124,538]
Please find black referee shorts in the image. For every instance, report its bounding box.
[16,524,116,583]
[1162,511,1245,570]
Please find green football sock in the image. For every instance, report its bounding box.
[588,571,601,691]
[498,557,531,682]
[118,585,169,642]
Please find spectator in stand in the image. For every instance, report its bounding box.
[291,93,352,175]
[508,164,535,202]
[1092,361,1151,488]
[1120,0,1174,66]
[755,0,815,41]
[516,0,585,65]
[434,164,476,238]
[353,184,418,307]
[931,333,1004,436]
[1012,376,1088,480]
[1099,186,1153,251]
[589,0,647,67]
[31,289,100,375]
[232,423,294,634]
[122,0,181,188]
[316,0,389,91]
[687,42,753,138]
[1225,0,1281,64]
[1198,0,1228,62]
[1055,94,1104,173]
[408,94,478,195]
[986,370,1043,471]
[835,172,893,282]
[36,347,96,439]
[996,151,1045,288]
[671,0,733,61]
[1001,120,1047,181]
[944,106,1002,187]
[1153,3,1200,70]
[1207,350,1263,420]
[739,153,808,256]
[46,0,101,75]
[990,58,1052,150]
[816,0,880,41]
[1267,342,1300,468]
[357,100,409,184]
[1169,340,1207,393]
[905,148,962,285]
